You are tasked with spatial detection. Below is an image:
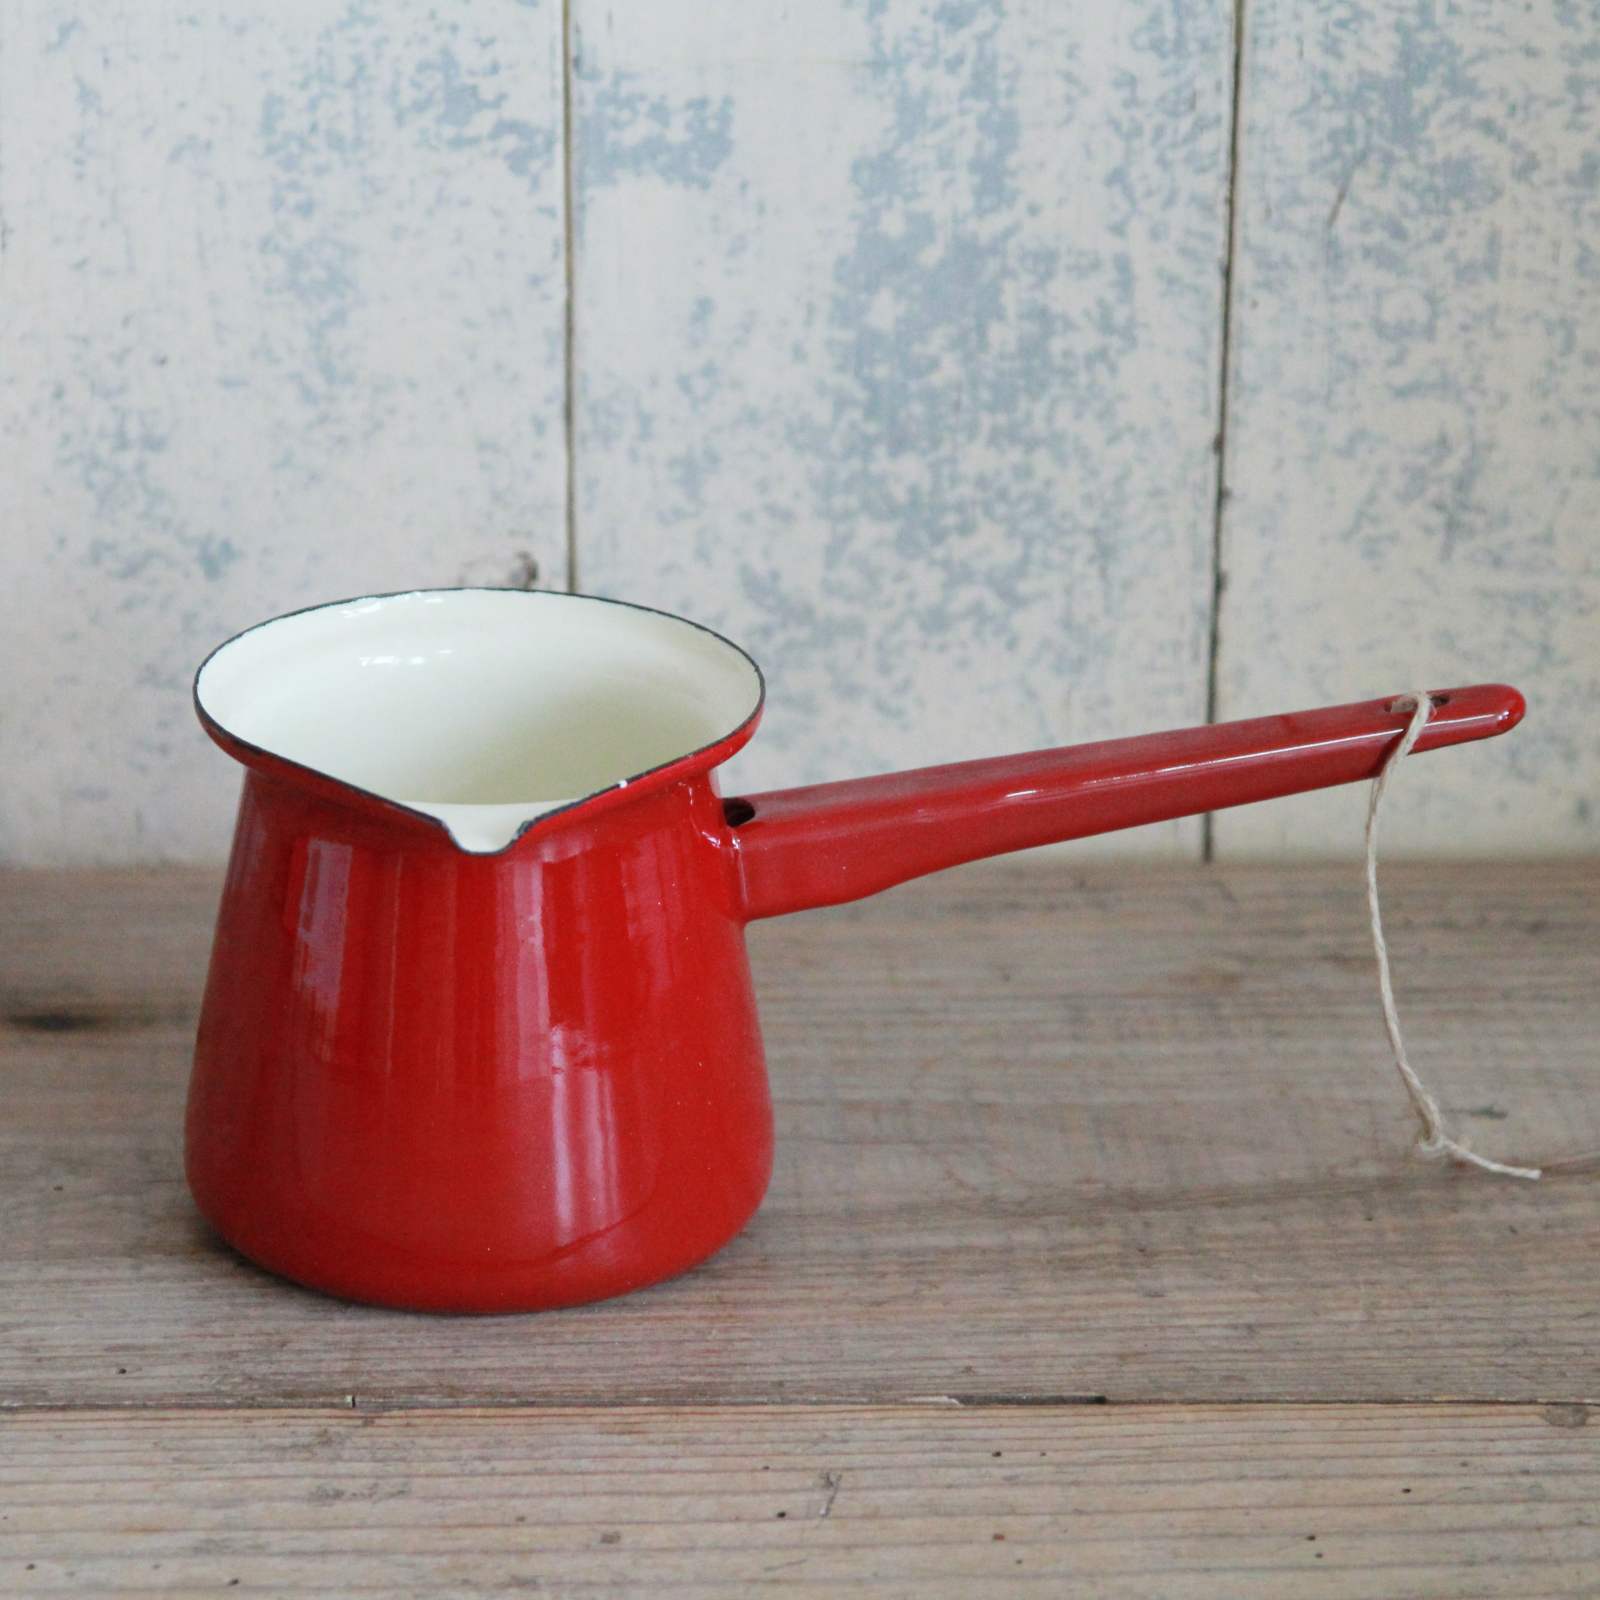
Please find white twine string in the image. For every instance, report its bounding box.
[1367,692,1541,1179]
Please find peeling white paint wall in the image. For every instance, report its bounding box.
[0,2,569,863]
[2,0,1595,866]
[573,1,1229,860]
[1215,0,1600,856]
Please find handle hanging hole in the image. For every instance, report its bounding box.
[1390,691,1451,715]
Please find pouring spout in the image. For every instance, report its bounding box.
[729,684,1525,921]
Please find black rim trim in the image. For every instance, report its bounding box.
[192,587,768,857]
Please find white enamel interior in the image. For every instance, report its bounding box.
[195,590,763,853]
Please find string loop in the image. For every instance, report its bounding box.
[1367,692,1541,1180]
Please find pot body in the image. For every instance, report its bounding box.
[187,766,772,1312]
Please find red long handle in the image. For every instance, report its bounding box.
[728,684,1525,921]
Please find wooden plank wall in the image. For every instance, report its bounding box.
[3,0,1596,865]
[1215,0,1600,856]
[0,2,570,862]
[570,0,1229,836]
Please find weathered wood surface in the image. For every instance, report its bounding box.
[3,861,1596,1410]
[3,1403,1597,1597]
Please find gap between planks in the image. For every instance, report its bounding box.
[2,1398,1595,1419]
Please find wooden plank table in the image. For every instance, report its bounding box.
[3,860,1597,1594]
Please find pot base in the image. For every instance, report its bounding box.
[189,1180,771,1315]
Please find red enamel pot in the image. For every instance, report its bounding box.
[188,589,1524,1312]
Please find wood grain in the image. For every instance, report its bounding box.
[2,861,1597,1409]
[3,1403,1597,1597]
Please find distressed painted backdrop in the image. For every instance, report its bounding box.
[3,0,1595,866]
